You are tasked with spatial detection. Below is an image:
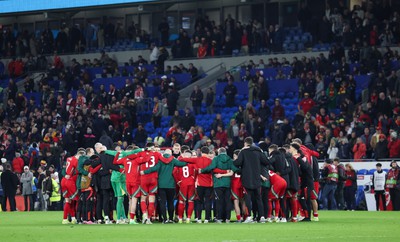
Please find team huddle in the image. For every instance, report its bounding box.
[60,137,322,224]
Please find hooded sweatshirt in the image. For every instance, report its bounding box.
[201,153,238,188]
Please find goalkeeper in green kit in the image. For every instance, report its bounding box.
[106,144,144,224]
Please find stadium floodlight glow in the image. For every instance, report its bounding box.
[0,0,155,14]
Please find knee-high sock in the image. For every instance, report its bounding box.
[117,197,126,220]
[63,202,70,219]
[177,202,185,219]
[187,201,194,219]
[148,202,155,218]
[291,198,298,218]
[140,201,147,214]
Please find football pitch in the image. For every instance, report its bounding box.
[0,211,399,242]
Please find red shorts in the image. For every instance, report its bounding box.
[231,185,244,200]
[61,178,78,200]
[140,178,158,196]
[126,182,141,198]
[286,189,298,198]
[311,181,319,200]
[269,183,287,200]
[178,184,195,201]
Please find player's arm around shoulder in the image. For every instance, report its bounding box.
[201,157,218,173]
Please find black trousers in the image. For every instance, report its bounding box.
[300,183,313,219]
[260,187,270,218]
[389,188,400,211]
[374,190,386,211]
[2,192,17,211]
[214,187,231,220]
[244,187,264,220]
[158,188,175,221]
[96,191,103,220]
[344,187,356,210]
[334,182,345,209]
[24,194,34,211]
[196,186,213,220]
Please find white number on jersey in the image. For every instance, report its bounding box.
[268,170,275,176]
[127,161,132,174]
[182,166,190,178]
[234,173,241,178]
[145,156,156,168]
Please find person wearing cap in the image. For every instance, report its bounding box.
[372,163,387,211]
[272,98,285,121]
[388,131,400,158]
[298,92,316,115]
[386,161,400,210]
[374,134,389,160]
[1,164,19,211]
[20,166,34,211]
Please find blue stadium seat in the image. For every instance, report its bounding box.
[357,169,368,175]
[368,169,376,175]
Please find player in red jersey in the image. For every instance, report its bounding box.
[61,148,85,224]
[178,146,213,223]
[174,150,197,223]
[114,147,151,224]
[264,170,287,222]
[139,142,172,224]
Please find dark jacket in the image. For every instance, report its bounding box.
[295,156,314,188]
[98,152,120,190]
[269,150,290,184]
[190,90,203,107]
[233,146,269,189]
[1,169,19,195]
[286,153,300,191]
[202,153,238,188]
[375,140,389,160]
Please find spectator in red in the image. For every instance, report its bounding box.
[52,51,64,70]
[352,138,367,162]
[369,25,379,46]
[197,38,207,58]
[272,98,285,121]
[13,58,24,77]
[388,131,400,158]
[215,125,228,147]
[298,92,315,115]
[316,108,329,126]
[12,152,25,174]
[7,58,16,77]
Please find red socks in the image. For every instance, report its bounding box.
[140,201,147,214]
[63,203,69,219]
[313,212,318,218]
[291,199,298,217]
[148,202,155,218]
[177,202,185,219]
[236,214,241,221]
[187,202,194,219]
[130,213,135,219]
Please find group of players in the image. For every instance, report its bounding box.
[60,137,321,224]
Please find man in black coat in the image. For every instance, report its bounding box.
[234,137,269,223]
[223,80,237,107]
[281,145,300,221]
[181,108,196,132]
[190,85,203,115]
[1,164,19,211]
[166,87,180,116]
[94,143,120,224]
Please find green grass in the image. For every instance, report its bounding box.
[0,211,399,241]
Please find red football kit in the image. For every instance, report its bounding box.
[114,152,148,198]
[61,156,79,200]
